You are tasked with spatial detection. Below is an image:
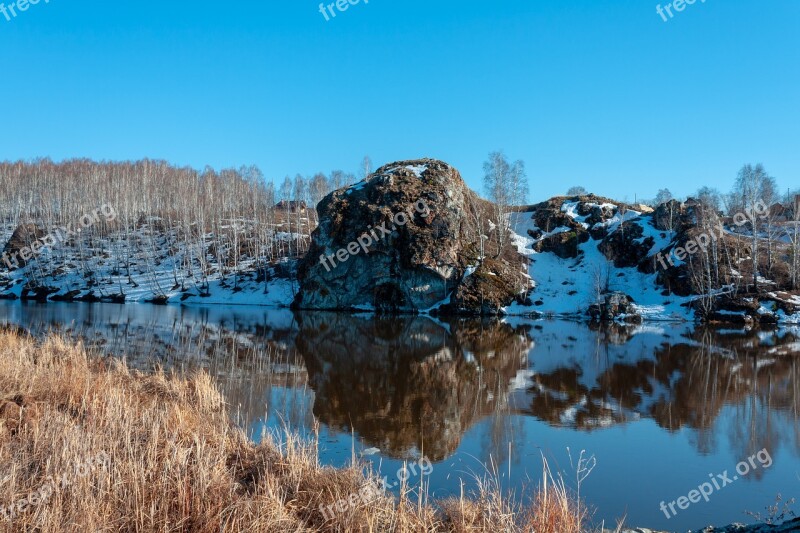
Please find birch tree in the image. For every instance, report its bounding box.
[733,164,777,291]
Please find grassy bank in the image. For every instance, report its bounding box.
[0,330,587,532]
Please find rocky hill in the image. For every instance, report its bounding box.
[2,157,799,324]
[514,197,800,324]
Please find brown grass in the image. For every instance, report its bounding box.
[0,330,589,532]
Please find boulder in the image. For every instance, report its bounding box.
[534,230,589,259]
[588,292,642,323]
[708,297,780,325]
[293,159,527,315]
[1,223,46,270]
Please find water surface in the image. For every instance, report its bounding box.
[1,301,798,531]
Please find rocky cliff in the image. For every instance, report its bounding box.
[293,159,528,315]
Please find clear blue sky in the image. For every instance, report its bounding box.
[1,0,798,202]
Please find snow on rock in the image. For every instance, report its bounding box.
[405,164,428,178]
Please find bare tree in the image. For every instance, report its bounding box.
[790,215,800,290]
[328,170,346,192]
[655,188,674,206]
[696,187,722,212]
[359,156,372,182]
[733,164,777,291]
[483,151,528,254]
[567,186,587,196]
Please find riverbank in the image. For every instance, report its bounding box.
[0,330,588,532]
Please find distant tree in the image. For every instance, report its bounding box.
[309,172,329,225]
[279,176,293,202]
[483,151,512,253]
[788,205,800,289]
[293,174,309,252]
[328,170,346,191]
[696,186,722,212]
[733,164,778,290]
[788,188,800,218]
[360,156,373,181]
[567,186,587,196]
[310,173,329,206]
[483,151,528,253]
[509,160,529,206]
[654,189,674,206]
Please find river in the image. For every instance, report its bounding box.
[0,301,797,531]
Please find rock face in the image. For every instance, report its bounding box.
[597,222,654,269]
[588,292,642,323]
[1,224,46,270]
[293,159,527,315]
[653,199,691,232]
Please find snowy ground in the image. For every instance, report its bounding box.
[3,203,799,324]
[504,208,695,321]
[0,222,298,307]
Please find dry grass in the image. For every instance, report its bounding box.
[0,330,588,532]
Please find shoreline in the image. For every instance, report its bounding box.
[0,330,588,532]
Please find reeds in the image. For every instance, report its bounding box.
[0,330,588,532]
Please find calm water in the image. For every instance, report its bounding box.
[1,301,798,531]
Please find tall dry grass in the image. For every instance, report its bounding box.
[0,329,588,532]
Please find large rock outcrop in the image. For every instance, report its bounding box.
[1,223,46,270]
[293,159,527,315]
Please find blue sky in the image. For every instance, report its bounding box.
[1,0,798,202]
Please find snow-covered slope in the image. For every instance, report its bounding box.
[0,221,298,307]
[503,203,696,321]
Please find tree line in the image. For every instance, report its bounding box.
[0,157,372,295]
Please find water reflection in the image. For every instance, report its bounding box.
[1,302,798,529]
[296,313,531,460]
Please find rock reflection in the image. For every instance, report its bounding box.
[519,322,800,460]
[295,313,530,461]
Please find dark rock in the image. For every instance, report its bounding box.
[450,257,530,315]
[106,293,126,304]
[706,297,779,324]
[597,221,654,269]
[588,292,642,323]
[77,292,102,303]
[145,295,169,305]
[763,292,800,316]
[50,290,82,302]
[1,224,47,270]
[585,204,616,227]
[294,159,527,315]
[692,517,800,532]
[19,284,59,302]
[527,227,543,240]
[534,230,588,259]
[654,199,691,232]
